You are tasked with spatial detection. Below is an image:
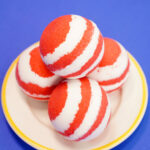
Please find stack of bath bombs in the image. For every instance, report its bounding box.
[16,15,130,141]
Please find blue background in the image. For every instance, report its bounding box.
[0,0,150,149]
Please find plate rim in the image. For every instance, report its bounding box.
[1,52,148,150]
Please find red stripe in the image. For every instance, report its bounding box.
[106,66,129,93]
[40,15,72,56]
[60,78,91,136]
[64,33,103,78]
[75,87,108,141]
[99,59,130,86]
[48,19,94,71]
[16,63,56,96]
[99,38,121,67]
[48,81,68,120]
[30,47,54,77]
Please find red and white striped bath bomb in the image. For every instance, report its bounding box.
[16,43,63,100]
[40,15,104,79]
[88,38,130,93]
[48,78,110,141]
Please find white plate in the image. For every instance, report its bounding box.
[1,44,148,150]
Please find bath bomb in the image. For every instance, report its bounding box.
[16,43,63,100]
[48,77,110,141]
[88,38,130,93]
[40,15,104,79]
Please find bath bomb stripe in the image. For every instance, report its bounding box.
[76,88,110,141]
[64,80,110,141]
[60,78,91,136]
[70,41,104,79]
[47,18,94,72]
[88,38,130,93]
[40,15,104,79]
[99,59,130,85]
[29,48,53,77]
[102,69,130,93]
[19,85,51,100]
[50,80,83,132]
[16,43,63,100]
[63,79,102,140]
[63,34,104,78]
[40,15,72,56]
[48,78,110,141]
[16,65,55,99]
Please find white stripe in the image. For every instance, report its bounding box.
[80,98,111,141]
[102,68,130,92]
[71,41,104,79]
[65,79,102,140]
[42,15,87,65]
[19,86,50,99]
[53,22,100,77]
[18,44,62,88]
[51,80,82,132]
[88,41,128,81]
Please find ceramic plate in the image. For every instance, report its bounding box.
[1,44,148,150]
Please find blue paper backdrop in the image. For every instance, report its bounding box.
[0,0,150,149]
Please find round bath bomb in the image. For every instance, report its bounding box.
[16,43,63,100]
[40,15,104,79]
[88,38,130,93]
[48,78,110,141]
